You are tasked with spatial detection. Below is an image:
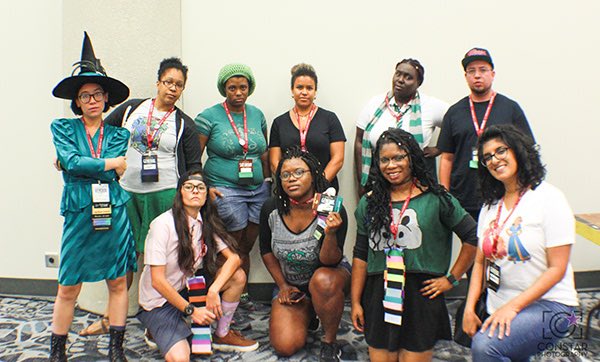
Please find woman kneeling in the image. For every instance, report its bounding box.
[260,147,351,361]
[137,169,258,361]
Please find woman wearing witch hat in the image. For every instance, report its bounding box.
[49,32,136,361]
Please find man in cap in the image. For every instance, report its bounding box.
[437,47,535,221]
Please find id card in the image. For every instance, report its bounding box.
[91,183,112,231]
[312,191,343,216]
[238,159,254,185]
[141,153,159,182]
[486,262,501,292]
[313,215,327,240]
[469,147,479,169]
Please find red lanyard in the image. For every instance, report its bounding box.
[293,104,316,152]
[492,190,526,247]
[81,117,104,158]
[389,181,415,239]
[223,101,248,153]
[192,220,207,264]
[147,99,174,150]
[385,95,411,125]
[469,92,496,137]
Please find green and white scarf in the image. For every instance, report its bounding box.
[360,91,423,186]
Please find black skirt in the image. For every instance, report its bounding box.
[361,272,452,352]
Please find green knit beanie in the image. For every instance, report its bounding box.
[217,63,256,97]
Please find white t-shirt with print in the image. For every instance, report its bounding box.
[120,99,179,193]
[356,92,448,148]
[477,182,579,314]
[138,210,228,311]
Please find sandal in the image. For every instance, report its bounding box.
[79,316,109,336]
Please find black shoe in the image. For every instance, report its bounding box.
[308,314,320,332]
[319,341,341,362]
[238,292,256,311]
[108,328,128,362]
[49,333,68,362]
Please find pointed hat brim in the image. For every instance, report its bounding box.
[52,72,129,105]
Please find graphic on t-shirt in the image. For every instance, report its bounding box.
[372,209,422,250]
[129,116,168,154]
[281,248,318,275]
[506,217,530,262]
[482,220,507,260]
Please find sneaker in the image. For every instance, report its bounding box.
[319,341,341,362]
[231,309,252,331]
[238,293,256,311]
[144,329,158,350]
[212,329,259,352]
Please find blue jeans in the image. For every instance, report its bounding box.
[213,181,270,232]
[472,299,575,362]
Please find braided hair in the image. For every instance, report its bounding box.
[366,128,451,249]
[397,58,425,86]
[274,146,329,216]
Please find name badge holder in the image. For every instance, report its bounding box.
[141,152,159,182]
[311,188,343,240]
[486,262,501,292]
[91,182,112,231]
[469,147,479,169]
[238,154,254,186]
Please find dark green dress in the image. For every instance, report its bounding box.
[51,118,136,286]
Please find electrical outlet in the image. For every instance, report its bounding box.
[45,253,60,268]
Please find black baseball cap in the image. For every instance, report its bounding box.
[462,47,494,70]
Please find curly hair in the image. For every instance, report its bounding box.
[158,57,189,83]
[366,128,451,249]
[397,58,425,86]
[477,124,545,206]
[172,168,237,277]
[274,146,329,216]
[290,63,318,90]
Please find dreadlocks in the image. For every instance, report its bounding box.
[274,146,329,216]
[366,128,451,249]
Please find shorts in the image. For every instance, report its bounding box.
[213,181,270,232]
[126,188,177,253]
[362,272,452,352]
[271,257,352,300]
[137,298,192,356]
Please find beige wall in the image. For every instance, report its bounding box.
[1,1,598,285]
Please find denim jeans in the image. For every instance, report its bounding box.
[471,299,575,362]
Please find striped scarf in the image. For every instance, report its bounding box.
[360,91,423,186]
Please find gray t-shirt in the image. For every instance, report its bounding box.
[259,198,348,287]
[120,99,178,193]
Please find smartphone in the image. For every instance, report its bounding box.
[289,291,306,303]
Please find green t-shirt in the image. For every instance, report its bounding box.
[195,103,267,189]
[355,191,467,275]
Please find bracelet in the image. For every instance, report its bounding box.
[446,273,459,287]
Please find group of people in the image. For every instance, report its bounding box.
[48,32,579,362]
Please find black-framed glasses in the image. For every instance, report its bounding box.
[78,91,105,104]
[161,79,185,90]
[280,168,310,181]
[182,183,207,193]
[379,153,409,165]
[481,146,510,167]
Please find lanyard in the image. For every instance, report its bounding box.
[293,104,317,152]
[492,190,526,248]
[385,95,411,126]
[147,99,174,150]
[223,101,248,153]
[81,117,104,158]
[469,92,496,137]
[192,221,207,266]
[389,181,415,239]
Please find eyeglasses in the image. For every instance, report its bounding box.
[379,153,409,165]
[280,168,310,181]
[182,183,207,193]
[466,67,492,76]
[481,146,510,167]
[78,91,105,104]
[161,79,185,90]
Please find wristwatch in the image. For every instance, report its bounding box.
[183,303,195,316]
[446,273,460,287]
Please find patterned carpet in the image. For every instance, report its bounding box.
[1,292,598,361]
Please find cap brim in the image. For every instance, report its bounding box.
[52,74,129,106]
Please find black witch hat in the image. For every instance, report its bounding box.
[52,31,129,106]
